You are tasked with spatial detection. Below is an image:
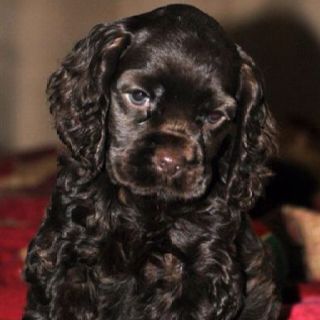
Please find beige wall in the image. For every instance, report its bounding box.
[0,0,319,151]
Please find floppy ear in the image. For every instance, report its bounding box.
[227,45,277,210]
[47,23,130,175]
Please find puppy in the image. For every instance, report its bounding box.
[23,4,281,320]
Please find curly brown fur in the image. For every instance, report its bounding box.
[23,4,281,320]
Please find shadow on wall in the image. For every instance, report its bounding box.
[231,10,320,294]
[229,11,320,130]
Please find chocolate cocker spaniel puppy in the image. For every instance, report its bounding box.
[23,4,281,320]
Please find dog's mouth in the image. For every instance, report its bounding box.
[111,161,209,200]
[107,133,211,200]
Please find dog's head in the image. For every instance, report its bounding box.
[47,5,275,203]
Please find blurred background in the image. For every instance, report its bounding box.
[0,0,319,152]
[1,0,320,152]
[0,0,320,319]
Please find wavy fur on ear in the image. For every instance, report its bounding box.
[47,24,130,176]
[23,23,130,320]
[227,45,277,211]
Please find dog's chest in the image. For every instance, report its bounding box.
[142,251,183,287]
[97,222,243,319]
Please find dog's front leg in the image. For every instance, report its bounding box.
[47,241,99,320]
[237,216,281,320]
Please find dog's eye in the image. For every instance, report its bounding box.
[207,111,226,124]
[127,90,150,107]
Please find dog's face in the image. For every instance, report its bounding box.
[106,17,240,200]
[47,4,275,204]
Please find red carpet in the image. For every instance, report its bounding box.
[0,196,48,319]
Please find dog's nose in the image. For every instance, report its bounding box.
[153,148,182,176]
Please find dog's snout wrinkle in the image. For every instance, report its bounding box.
[159,120,198,137]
